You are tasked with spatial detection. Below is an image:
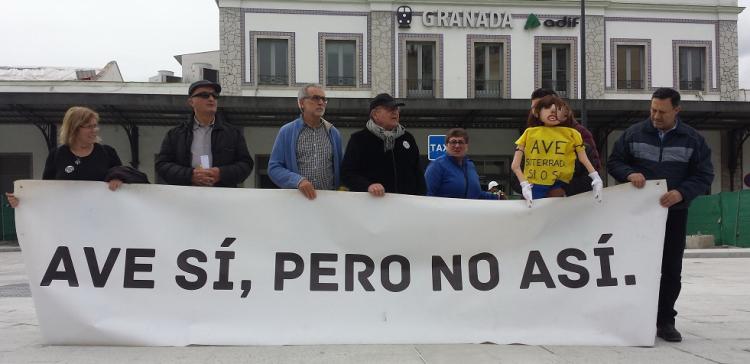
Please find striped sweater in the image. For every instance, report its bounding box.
[608,119,714,210]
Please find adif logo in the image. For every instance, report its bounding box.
[397,6,413,28]
[525,13,541,29]
[525,13,580,29]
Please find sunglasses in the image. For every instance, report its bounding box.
[191,92,220,99]
[305,95,328,103]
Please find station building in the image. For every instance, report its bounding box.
[1,0,748,195]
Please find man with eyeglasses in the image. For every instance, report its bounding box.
[156,80,254,187]
[341,93,426,196]
[268,84,343,199]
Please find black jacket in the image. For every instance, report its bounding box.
[341,128,426,195]
[608,118,714,210]
[156,115,254,187]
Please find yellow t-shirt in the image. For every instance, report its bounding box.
[515,126,584,185]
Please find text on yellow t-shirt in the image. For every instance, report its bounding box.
[515,126,584,185]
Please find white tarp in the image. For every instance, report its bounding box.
[14,180,667,346]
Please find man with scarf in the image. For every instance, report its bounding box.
[341,93,426,196]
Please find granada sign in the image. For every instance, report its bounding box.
[422,10,512,29]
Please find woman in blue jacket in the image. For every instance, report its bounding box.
[425,128,501,200]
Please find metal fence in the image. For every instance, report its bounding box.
[475,80,504,98]
[541,79,568,98]
[326,76,356,87]
[679,80,704,91]
[258,74,289,85]
[616,79,644,90]
[405,78,435,98]
[687,190,750,247]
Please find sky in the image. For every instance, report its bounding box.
[1,0,749,88]
[0,0,219,81]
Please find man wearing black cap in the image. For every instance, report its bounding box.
[341,93,426,196]
[156,80,254,187]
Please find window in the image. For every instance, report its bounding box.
[474,43,504,98]
[406,42,435,98]
[616,45,645,90]
[257,39,289,85]
[325,40,356,87]
[678,47,705,91]
[203,68,219,83]
[541,44,570,97]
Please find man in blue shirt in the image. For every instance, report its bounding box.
[268,84,343,200]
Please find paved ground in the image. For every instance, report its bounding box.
[0,250,748,363]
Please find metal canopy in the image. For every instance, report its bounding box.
[1,92,750,130]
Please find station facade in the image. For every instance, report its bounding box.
[0,0,746,195]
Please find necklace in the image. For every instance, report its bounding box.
[66,146,88,173]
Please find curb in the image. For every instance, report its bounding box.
[684,249,750,258]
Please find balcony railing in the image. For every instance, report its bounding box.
[326,76,356,87]
[258,74,289,85]
[406,78,435,98]
[679,80,704,91]
[617,79,644,90]
[475,80,504,98]
[541,79,568,98]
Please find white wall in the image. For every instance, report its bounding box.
[132,126,173,184]
[243,126,279,187]
[180,51,220,83]
[243,11,369,89]
[0,124,172,185]
[238,1,734,100]
[400,5,580,100]
[0,125,50,180]
[604,20,718,91]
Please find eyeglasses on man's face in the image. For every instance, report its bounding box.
[305,95,328,103]
[191,92,220,100]
[447,139,466,146]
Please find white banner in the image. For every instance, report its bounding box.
[14,180,667,346]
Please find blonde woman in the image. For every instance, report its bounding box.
[5,106,123,208]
